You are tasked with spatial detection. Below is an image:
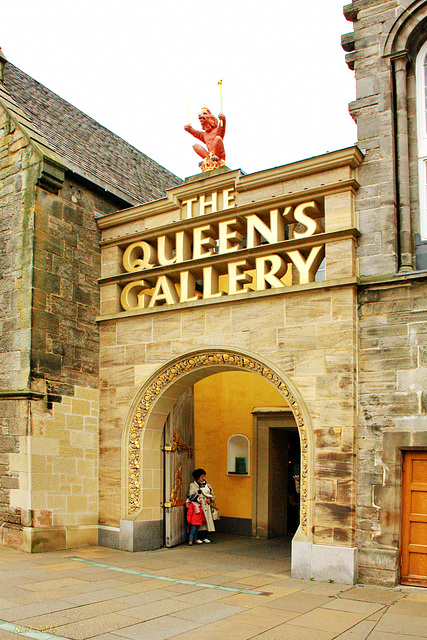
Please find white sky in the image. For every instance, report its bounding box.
[4,0,357,180]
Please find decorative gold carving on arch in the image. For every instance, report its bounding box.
[127,351,309,534]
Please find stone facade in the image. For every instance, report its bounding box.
[343,0,427,584]
[0,107,40,533]
[97,149,362,583]
[1,1,427,587]
[0,103,119,549]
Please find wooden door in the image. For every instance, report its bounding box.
[164,388,194,547]
[400,451,427,586]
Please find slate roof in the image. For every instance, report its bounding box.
[2,62,183,204]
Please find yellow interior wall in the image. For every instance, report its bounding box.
[193,371,288,520]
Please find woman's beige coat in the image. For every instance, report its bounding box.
[188,481,216,532]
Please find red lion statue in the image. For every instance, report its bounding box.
[184,107,226,171]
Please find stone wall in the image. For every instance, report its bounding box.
[357,276,427,584]
[0,101,127,547]
[31,177,117,396]
[7,178,120,549]
[345,0,427,272]
[345,0,427,584]
[4,386,99,551]
[0,106,38,391]
[344,0,402,276]
[0,105,39,530]
[0,398,28,532]
[99,285,358,548]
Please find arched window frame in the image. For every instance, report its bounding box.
[416,40,427,240]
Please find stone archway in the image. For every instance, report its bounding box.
[121,347,314,542]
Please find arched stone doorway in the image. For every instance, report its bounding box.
[119,348,314,564]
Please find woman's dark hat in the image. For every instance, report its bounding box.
[192,468,206,481]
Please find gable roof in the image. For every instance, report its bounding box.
[2,62,183,204]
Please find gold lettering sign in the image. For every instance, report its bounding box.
[181,188,236,218]
[119,200,325,312]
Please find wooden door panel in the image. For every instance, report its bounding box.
[412,460,426,482]
[400,451,427,586]
[409,553,427,576]
[411,522,427,544]
[412,491,427,512]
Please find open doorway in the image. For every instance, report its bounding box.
[252,408,301,539]
[269,426,300,536]
[162,372,300,546]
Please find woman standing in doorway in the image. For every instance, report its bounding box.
[188,468,216,543]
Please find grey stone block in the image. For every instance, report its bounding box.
[311,544,358,584]
[291,539,312,579]
[98,525,120,549]
[120,519,163,552]
[292,541,358,584]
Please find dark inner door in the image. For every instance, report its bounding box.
[268,427,300,537]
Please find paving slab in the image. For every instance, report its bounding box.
[367,610,385,621]
[263,592,332,612]
[368,633,427,640]
[333,619,378,639]
[117,598,194,621]
[14,600,130,628]
[289,608,366,634]
[18,577,86,592]
[106,615,202,640]
[247,623,336,640]
[387,598,427,617]
[60,589,135,606]
[257,585,301,599]
[374,612,427,637]
[0,538,425,640]
[343,586,404,605]
[0,599,78,623]
[157,582,201,594]
[172,601,245,624]
[171,617,262,640]
[54,580,130,596]
[114,589,180,607]
[302,582,353,596]
[0,598,17,611]
[55,612,138,640]
[402,591,427,602]
[213,592,276,608]
[226,605,300,629]
[322,598,386,615]
[234,574,286,587]
[112,581,171,594]
[173,587,236,605]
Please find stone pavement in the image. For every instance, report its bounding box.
[0,535,425,640]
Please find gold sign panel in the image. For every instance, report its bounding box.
[120,201,324,312]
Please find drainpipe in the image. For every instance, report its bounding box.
[392,51,414,272]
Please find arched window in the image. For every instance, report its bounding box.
[416,41,427,239]
[227,434,250,475]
